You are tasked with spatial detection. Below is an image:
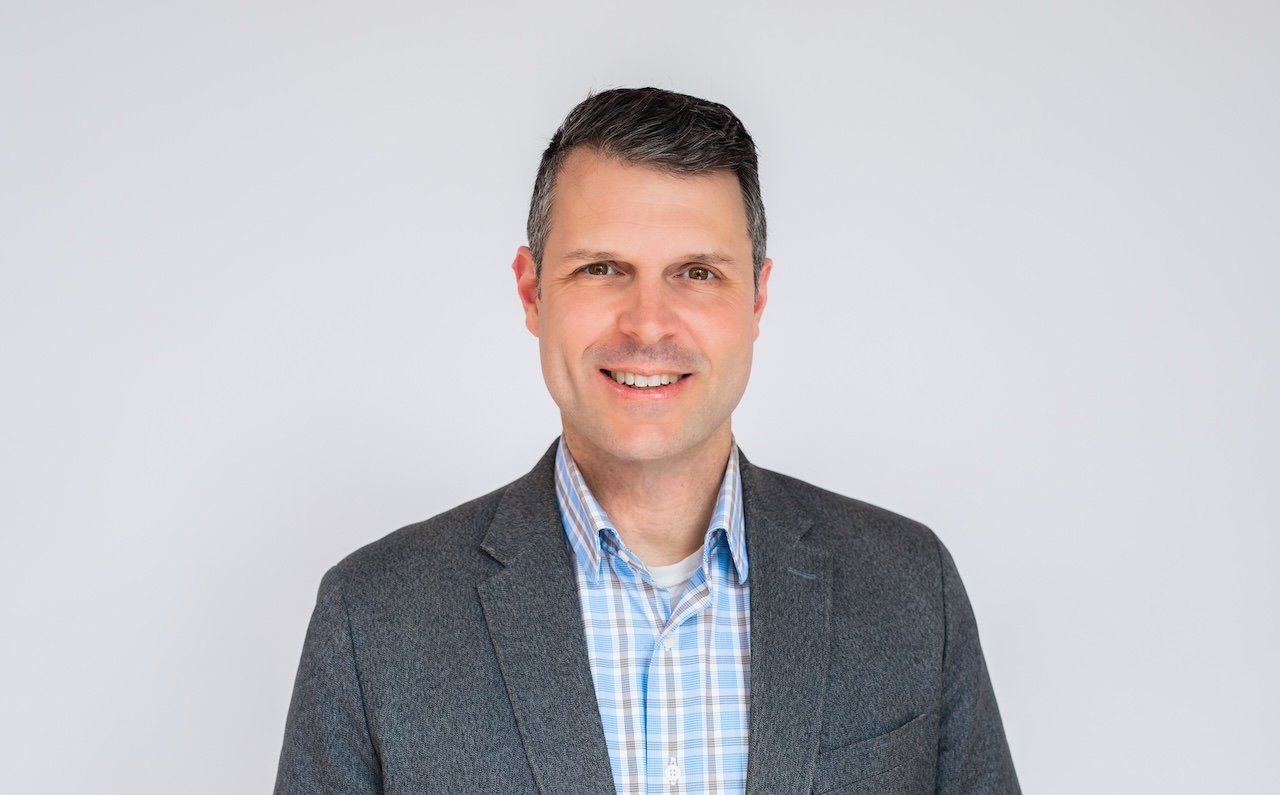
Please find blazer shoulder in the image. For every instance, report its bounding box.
[313,442,562,610]
[321,481,510,595]
[751,464,943,560]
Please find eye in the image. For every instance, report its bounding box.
[684,265,716,281]
[580,262,618,276]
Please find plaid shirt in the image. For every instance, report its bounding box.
[554,439,751,794]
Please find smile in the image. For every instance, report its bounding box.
[602,370,687,389]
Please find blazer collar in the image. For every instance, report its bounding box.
[740,451,834,794]
[479,441,562,566]
[477,441,615,793]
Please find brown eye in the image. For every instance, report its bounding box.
[583,262,615,276]
[686,266,713,280]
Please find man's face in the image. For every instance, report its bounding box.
[514,149,771,466]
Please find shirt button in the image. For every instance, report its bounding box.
[665,759,680,785]
[662,636,675,650]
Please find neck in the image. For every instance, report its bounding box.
[563,427,732,567]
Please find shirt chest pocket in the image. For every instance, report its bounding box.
[811,713,936,794]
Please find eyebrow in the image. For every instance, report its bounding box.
[560,248,737,265]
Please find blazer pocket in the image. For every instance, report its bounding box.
[811,713,935,794]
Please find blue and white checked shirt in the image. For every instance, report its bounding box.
[554,439,751,794]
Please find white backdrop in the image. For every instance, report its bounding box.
[3,1,1277,792]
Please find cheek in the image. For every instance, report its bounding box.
[540,305,606,371]
[702,311,759,368]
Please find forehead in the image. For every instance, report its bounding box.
[545,149,751,260]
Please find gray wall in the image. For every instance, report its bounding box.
[3,1,1276,791]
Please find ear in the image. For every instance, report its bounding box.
[512,246,541,337]
[752,258,772,340]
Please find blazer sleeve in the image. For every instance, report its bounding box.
[275,567,382,795]
[935,540,1021,793]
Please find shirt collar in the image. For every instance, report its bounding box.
[554,437,749,586]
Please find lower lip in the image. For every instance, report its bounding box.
[600,370,690,399]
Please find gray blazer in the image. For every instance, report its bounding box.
[276,444,1019,793]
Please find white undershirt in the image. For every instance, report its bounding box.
[646,548,703,613]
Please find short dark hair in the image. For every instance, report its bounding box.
[527,87,766,285]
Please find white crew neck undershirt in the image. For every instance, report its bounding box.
[646,547,703,612]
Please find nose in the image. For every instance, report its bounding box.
[616,276,679,344]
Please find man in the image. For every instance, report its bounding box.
[276,87,1019,794]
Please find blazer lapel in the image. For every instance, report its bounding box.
[742,457,834,794]
[477,445,615,794]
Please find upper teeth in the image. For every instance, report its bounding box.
[611,371,683,388]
